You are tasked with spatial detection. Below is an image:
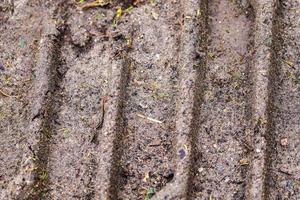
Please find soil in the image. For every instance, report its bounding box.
[0,0,299,200]
[191,0,253,198]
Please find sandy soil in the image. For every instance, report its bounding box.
[0,0,299,199]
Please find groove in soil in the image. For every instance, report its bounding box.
[92,56,131,200]
[245,1,278,199]
[0,1,59,199]
[191,0,254,199]
[151,0,208,199]
[267,0,300,199]
[47,20,121,200]
[27,26,66,199]
[1,0,299,200]
[117,1,181,199]
[42,2,132,199]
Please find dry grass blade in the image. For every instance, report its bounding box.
[136,113,163,124]
[0,88,11,97]
[79,0,110,10]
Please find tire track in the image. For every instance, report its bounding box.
[191,0,254,199]
[117,1,181,199]
[151,0,207,199]
[153,0,256,199]
[93,56,130,200]
[47,43,128,199]
[267,0,300,199]
[245,1,278,199]
[0,1,58,199]
[1,1,299,200]
[46,4,130,199]
[26,25,65,199]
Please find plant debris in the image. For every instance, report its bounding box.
[0,88,10,97]
[144,187,156,200]
[143,171,150,182]
[239,158,249,166]
[79,0,110,10]
[137,113,163,124]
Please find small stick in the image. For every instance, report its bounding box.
[96,96,108,129]
[91,96,108,144]
[79,1,110,10]
[137,113,163,124]
[0,88,11,97]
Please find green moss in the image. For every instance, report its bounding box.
[144,187,156,200]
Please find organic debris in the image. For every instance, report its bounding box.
[79,0,110,10]
[137,113,163,124]
[144,187,156,200]
[0,88,10,97]
[96,96,108,129]
[112,6,123,26]
[240,158,249,166]
[143,171,150,182]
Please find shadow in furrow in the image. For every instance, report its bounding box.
[26,26,66,199]
[265,0,300,199]
[151,0,208,199]
[191,0,254,199]
[245,1,278,199]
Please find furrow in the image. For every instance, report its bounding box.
[46,35,107,200]
[0,2,58,199]
[192,0,254,199]
[117,1,182,199]
[267,0,300,199]
[47,46,129,200]
[46,6,130,199]
[93,57,130,200]
[1,1,299,200]
[26,26,64,199]
[245,1,278,199]
[151,0,207,199]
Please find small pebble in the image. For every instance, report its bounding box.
[198,167,204,173]
[151,12,159,20]
[280,138,288,146]
[179,149,186,159]
[224,177,230,183]
[240,158,249,166]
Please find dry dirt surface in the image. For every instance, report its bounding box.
[0,0,299,199]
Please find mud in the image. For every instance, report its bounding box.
[0,0,299,200]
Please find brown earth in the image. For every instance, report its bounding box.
[0,0,299,200]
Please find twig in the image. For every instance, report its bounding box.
[79,0,110,10]
[91,96,108,143]
[137,113,163,124]
[0,88,10,97]
[96,96,108,129]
